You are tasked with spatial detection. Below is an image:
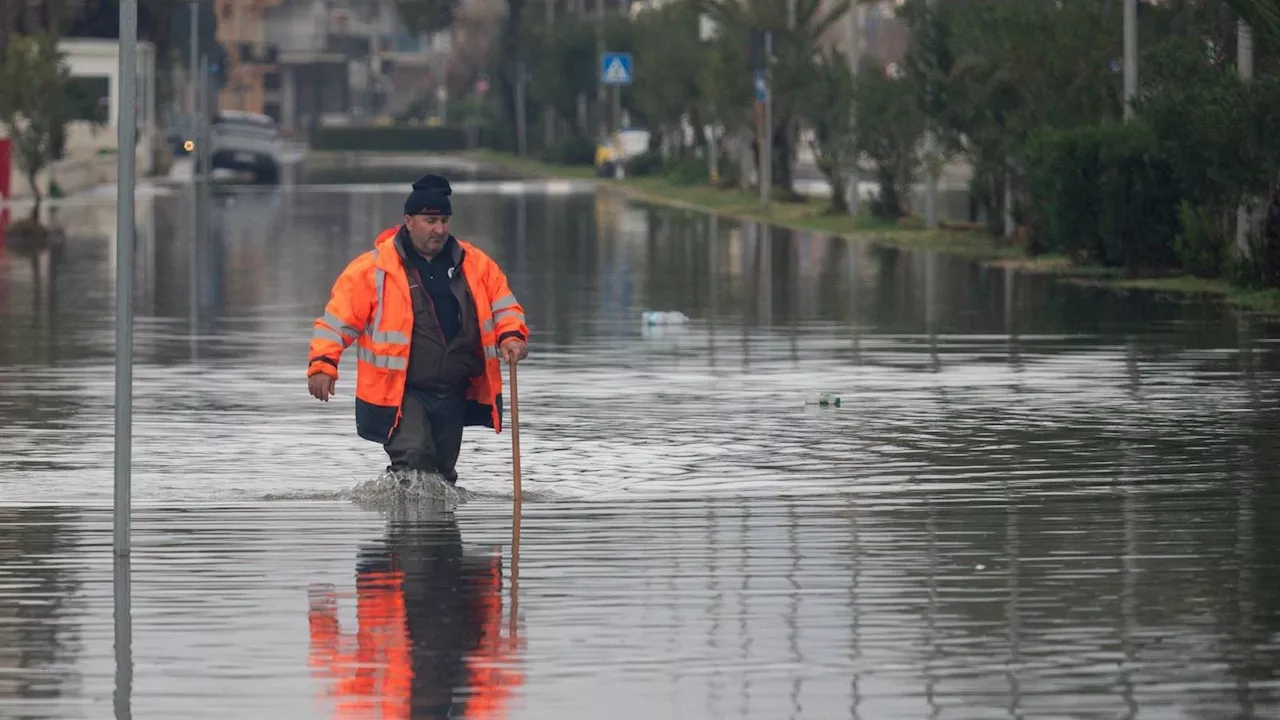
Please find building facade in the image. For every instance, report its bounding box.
[261,0,444,133]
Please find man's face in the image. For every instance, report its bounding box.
[404,213,451,257]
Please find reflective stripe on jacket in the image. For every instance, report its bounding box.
[307,226,529,442]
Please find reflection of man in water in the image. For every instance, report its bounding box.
[307,511,522,718]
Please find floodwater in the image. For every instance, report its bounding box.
[1,160,1279,719]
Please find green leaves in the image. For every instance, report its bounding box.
[0,33,74,175]
[631,1,706,135]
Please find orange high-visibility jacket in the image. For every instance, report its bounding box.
[307,227,529,443]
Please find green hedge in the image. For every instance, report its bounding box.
[1025,122,1181,272]
[310,125,472,152]
[541,134,596,166]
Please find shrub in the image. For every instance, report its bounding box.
[1174,201,1228,278]
[545,134,596,166]
[1025,122,1180,272]
[625,150,664,177]
[663,156,705,186]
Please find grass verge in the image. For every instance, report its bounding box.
[460,149,1280,317]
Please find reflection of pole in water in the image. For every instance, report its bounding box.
[31,248,52,356]
[707,213,718,369]
[113,552,133,719]
[1004,482,1023,718]
[741,222,756,371]
[925,250,938,371]
[187,182,199,363]
[706,506,724,716]
[544,197,555,336]
[848,238,861,364]
[1119,457,1137,718]
[509,494,522,649]
[923,498,940,720]
[1004,265,1020,370]
[738,500,751,717]
[760,224,773,327]
[1234,452,1257,716]
[138,194,156,313]
[788,234,799,366]
[846,497,862,720]
[786,502,802,720]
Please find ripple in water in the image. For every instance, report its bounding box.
[261,468,560,505]
[262,469,472,508]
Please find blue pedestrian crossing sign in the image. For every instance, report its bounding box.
[755,70,768,101]
[601,52,633,86]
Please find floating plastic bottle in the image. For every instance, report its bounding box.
[806,393,841,407]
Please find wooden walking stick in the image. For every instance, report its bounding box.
[508,360,522,502]
[507,358,523,648]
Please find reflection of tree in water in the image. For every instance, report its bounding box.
[307,510,522,719]
[0,507,83,705]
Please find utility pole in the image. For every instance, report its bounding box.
[1236,19,1254,258]
[516,59,528,156]
[1123,0,1137,120]
[785,0,794,202]
[595,0,605,138]
[762,29,772,212]
[544,0,555,151]
[848,2,861,216]
[188,0,198,115]
[922,0,939,229]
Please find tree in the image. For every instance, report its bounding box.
[700,0,851,197]
[852,64,924,219]
[630,1,709,157]
[896,0,1122,233]
[527,19,597,139]
[0,34,74,222]
[798,48,857,213]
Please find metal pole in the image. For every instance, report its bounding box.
[1235,19,1254,258]
[515,60,527,156]
[786,0,795,201]
[923,0,939,229]
[595,0,605,138]
[1238,19,1254,80]
[612,85,621,134]
[115,0,138,558]
[762,30,772,212]
[1123,0,1137,120]
[188,0,198,115]
[544,0,556,151]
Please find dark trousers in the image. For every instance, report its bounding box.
[384,388,466,483]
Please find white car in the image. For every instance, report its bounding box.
[204,110,284,184]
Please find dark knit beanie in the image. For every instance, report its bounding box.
[404,173,452,216]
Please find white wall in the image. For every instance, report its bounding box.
[3,38,159,202]
[59,38,157,148]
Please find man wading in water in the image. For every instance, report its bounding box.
[306,174,529,485]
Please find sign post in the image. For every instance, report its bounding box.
[600,52,632,136]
